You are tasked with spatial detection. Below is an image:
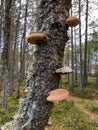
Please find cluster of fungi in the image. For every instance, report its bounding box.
[26,16,80,105]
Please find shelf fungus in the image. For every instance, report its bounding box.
[27,33,48,44]
[46,89,69,105]
[55,66,73,74]
[66,16,80,27]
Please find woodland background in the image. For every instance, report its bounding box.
[0,0,98,129]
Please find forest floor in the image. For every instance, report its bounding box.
[45,96,98,130]
[45,76,98,130]
[0,76,98,130]
[1,94,98,130]
[65,96,98,122]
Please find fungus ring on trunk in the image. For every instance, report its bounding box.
[27,33,48,44]
[55,66,73,74]
[66,16,80,27]
[47,89,69,103]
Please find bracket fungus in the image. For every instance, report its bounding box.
[47,89,69,105]
[66,16,80,27]
[55,66,73,74]
[27,33,48,44]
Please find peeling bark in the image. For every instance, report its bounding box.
[13,0,71,130]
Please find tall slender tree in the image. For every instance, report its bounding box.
[83,0,88,86]
[19,0,28,83]
[74,29,78,82]
[1,0,13,115]
[70,24,74,90]
[79,0,83,92]
[12,0,22,98]
[70,7,74,91]
[2,0,13,68]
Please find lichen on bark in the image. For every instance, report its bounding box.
[7,0,72,130]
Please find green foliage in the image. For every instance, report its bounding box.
[62,76,98,100]
[71,86,98,100]
[0,97,19,126]
[0,77,98,130]
[51,101,98,130]
[79,101,98,115]
[49,76,98,130]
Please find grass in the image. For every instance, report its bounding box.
[62,76,98,100]
[78,101,98,115]
[0,76,98,130]
[50,101,98,130]
[0,97,19,126]
[48,76,98,130]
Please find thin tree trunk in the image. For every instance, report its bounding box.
[12,0,71,130]
[70,26,74,91]
[87,41,90,75]
[2,0,12,67]
[17,0,28,99]
[1,0,13,113]
[74,29,78,82]
[79,0,83,92]
[95,48,98,88]
[67,52,70,83]
[19,0,28,84]
[83,0,88,86]
[7,12,13,96]
[1,0,13,96]
[0,0,4,85]
[2,70,8,115]
[0,10,1,49]
[13,0,22,98]
[70,8,74,91]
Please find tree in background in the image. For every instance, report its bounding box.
[70,8,74,91]
[1,0,13,114]
[78,0,83,92]
[83,0,88,86]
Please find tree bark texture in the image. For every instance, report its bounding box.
[1,0,13,96]
[79,0,83,92]
[83,0,88,86]
[70,8,74,91]
[14,0,71,130]
[74,29,78,82]
[19,0,28,83]
[2,0,12,65]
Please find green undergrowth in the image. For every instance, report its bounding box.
[62,76,98,100]
[78,100,98,115]
[0,76,98,129]
[0,97,19,126]
[71,87,98,100]
[51,101,98,130]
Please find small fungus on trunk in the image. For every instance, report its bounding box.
[27,33,48,44]
[55,65,73,74]
[66,16,80,27]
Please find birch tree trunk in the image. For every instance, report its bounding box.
[70,8,74,91]
[1,0,13,97]
[79,0,83,92]
[12,0,21,98]
[74,29,78,82]
[83,0,88,86]
[19,0,28,84]
[95,51,98,88]
[12,0,71,130]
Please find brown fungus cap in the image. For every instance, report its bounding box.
[47,89,69,103]
[66,16,80,27]
[27,33,48,44]
[55,66,73,74]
